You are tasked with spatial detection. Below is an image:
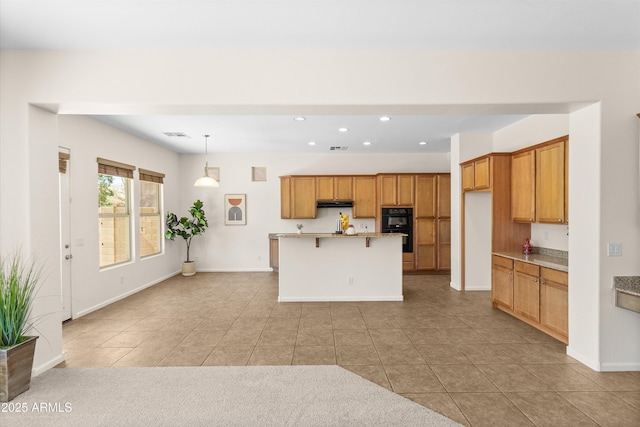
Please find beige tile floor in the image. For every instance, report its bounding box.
[58,272,640,426]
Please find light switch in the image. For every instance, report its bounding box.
[607,243,622,257]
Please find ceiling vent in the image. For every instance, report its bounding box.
[329,146,349,151]
[163,132,190,138]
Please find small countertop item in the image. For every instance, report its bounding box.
[492,251,568,272]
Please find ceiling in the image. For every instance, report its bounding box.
[2,1,638,154]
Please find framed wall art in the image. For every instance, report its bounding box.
[224,194,246,225]
[206,167,220,182]
[252,166,267,182]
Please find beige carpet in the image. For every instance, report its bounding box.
[3,366,460,426]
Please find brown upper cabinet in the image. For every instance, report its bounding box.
[461,156,490,192]
[379,174,414,206]
[352,176,377,218]
[415,175,437,218]
[437,174,451,218]
[280,176,316,219]
[281,174,376,219]
[316,176,353,201]
[511,150,536,223]
[536,140,566,223]
[511,136,568,224]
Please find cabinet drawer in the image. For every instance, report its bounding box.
[540,267,568,286]
[515,261,539,276]
[492,255,513,270]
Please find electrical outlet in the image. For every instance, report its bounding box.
[607,243,622,257]
[120,276,124,284]
[348,277,354,286]
[257,255,262,261]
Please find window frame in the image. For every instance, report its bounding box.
[139,179,163,259]
[98,161,135,269]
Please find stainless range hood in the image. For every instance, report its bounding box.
[316,200,353,208]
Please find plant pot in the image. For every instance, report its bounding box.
[0,336,38,402]
[181,261,196,277]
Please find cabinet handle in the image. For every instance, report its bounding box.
[529,218,533,222]
[533,278,538,282]
[558,219,563,222]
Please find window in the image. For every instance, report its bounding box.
[139,169,165,258]
[98,158,135,268]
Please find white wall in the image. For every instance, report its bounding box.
[179,152,450,271]
[1,50,638,372]
[464,192,492,290]
[58,116,182,318]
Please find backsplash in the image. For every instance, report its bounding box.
[283,207,376,234]
[531,223,569,252]
[535,247,568,259]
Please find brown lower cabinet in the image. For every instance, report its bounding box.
[491,255,568,344]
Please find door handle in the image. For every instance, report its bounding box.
[65,254,73,260]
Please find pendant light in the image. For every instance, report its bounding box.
[194,134,219,187]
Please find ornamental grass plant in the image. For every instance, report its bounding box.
[0,252,42,349]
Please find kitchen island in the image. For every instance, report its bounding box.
[273,233,404,302]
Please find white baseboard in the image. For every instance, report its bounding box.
[32,353,65,377]
[74,270,180,319]
[197,268,274,273]
[599,362,640,372]
[449,281,462,291]
[278,296,403,302]
[566,346,601,371]
[463,284,491,291]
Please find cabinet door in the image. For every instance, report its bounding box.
[353,176,377,218]
[415,218,436,270]
[269,238,279,271]
[379,175,397,206]
[511,150,536,222]
[291,177,316,219]
[437,219,451,270]
[492,256,514,310]
[540,268,568,339]
[280,177,291,219]
[536,141,565,223]
[461,163,475,191]
[514,270,540,322]
[334,176,353,200]
[397,175,414,206]
[474,157,490,190]
[415,175,436,218]
[316,176,334,200]
[437,174,451,218]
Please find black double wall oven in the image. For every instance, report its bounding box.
[381,208,413,253]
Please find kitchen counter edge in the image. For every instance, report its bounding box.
[492,251,568,273]
[269,232,405,239]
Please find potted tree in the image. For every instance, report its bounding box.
[165,199,209,276]
[0,251,42,402]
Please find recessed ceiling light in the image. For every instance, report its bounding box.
[379,116,391,122]
[308,141,316,146]
[338,127,348,132]
[419,141,428,145]
[363,141,371,146]
[294,116,306,121]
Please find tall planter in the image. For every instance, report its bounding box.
[0,336,38,402]
[165,200,209,277]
